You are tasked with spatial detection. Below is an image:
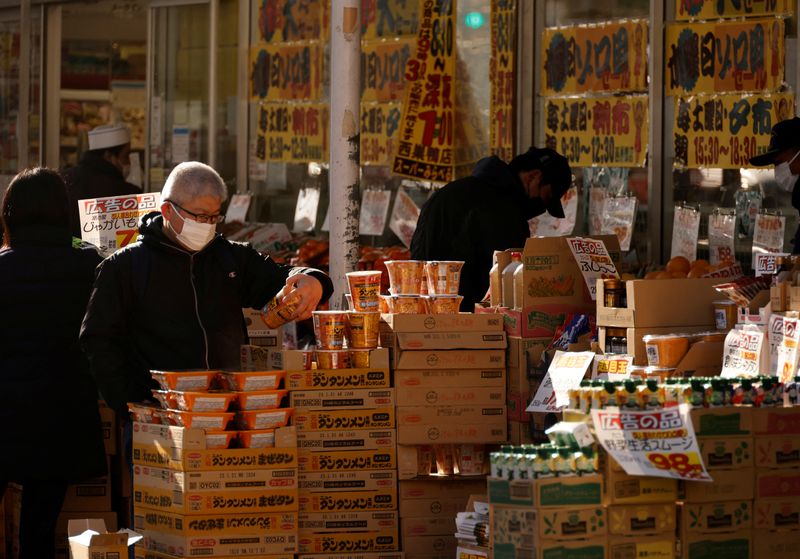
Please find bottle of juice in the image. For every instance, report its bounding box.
[503,252,522,309]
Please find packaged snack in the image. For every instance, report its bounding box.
[643,334,691,367]
[237,429,276,448]
[385,260,425,294]
[222,371,285,392]
[424,260,464,295]
[235,389,288,411]
[150,370,220,392]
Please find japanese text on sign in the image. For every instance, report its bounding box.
[755,252,789,277]
[256,102,328,163]
[592,405,712,481]
[257,0,326,42]
[388,187,420,248]
[671,206,700,261]
[361,38,413,102]
[674,93,795,168]
[548,351,596,408]
[722,327,765,378]
[542,19,649,95]
[529,186,578,237]
[544,95,649,167]
[79,193,161,256]
[250,42,322,101]
[776,316,800,383]
[752,213,786,266]
[362,0,419,39]
[361,102,402,166]
[666,18,784,95]
[708,212,736,265]
[490,0,516,161]
[393,0,456,183]
[675,0,793,21]
[601,196,637,251]
[566,237,620,300]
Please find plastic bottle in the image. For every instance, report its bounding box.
[502,251,522,308]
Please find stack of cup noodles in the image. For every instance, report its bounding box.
[383,260,464,313]
[414,443,489,476]
[129,369,294,449]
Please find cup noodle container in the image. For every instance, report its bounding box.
[454,444,487,475]
[312,310,347,350]
[346,271,382,312]
[316,349,351,369]
[385,260,425,294]
[424,295,463,314]
[344,293,354,310]
[349,349,371,368]
[425,260,464,295]
[387,295,427,314]
[434,444,456,475]
[379,295,391,313]
[346,311,380,349]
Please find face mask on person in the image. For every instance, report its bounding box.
[775,149,800,192]
[169,204,217,251]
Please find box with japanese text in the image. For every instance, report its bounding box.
[754,436,800,468]
[299,511,398,534]
[682,468,755,503]
[753,530,800,559]
[298,530,399,554]
[394,369,505,388]
[506,336,550,371]
[400,497,476,519]
[501,304,596,339]
[756,469,800,500]
[607,503,676,536]
[133,484,298,514]
[398,479,486,500]
[394,349,505,370]
[680,530,751,559]
[533,506,607,540]
[299,486,398,513]
[397,405,506,425]
[55,511,117,559]
[487,476,604,509]
[380,329,507,351]
[605,469,678,505]
[398,419,507,444]
[753,499,800,530]
[61,459,112,512]
[290,389,395,410]
[752,406,800,435]
[607,535,674,559]
[690,407,753,438]
[281,348,389,371]
[294,408,395,431]
[394,385,505,406]
[132,464,297,493]
[299,470,397,493]
[140,528,297,556]
[297,448,396,472]
[133,508,297,537]
[67,519,140,559]
[240,344,283,370]
[400,516,456,536]
[380,313,503,333]
[400,534,457,557]
[680,501,752,534]
[286,368,391,390]
[297,429,396,452]
[698,437,754,469]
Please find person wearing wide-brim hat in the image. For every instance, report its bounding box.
[62,122,142,237]
[749,117,800,253]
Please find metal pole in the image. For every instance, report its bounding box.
[236,0,249,194]
[18,0,30,169]
[328,0,361,310]
[208,0,219,167]
[44,4,62,169]
[649,0,665,265]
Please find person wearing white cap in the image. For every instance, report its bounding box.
[62,122,142,236]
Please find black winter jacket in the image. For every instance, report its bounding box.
[62,152,142,237]
[0,226,107,481]
[80,212,333,415]
[410,156,542,310]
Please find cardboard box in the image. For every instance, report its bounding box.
[133,484,298,514]
[299,486,397,513]
[401,534,457,556]
[690,407,753,438]
[240,344,283,370]
[397,405,506,425]
[395,385,506,406]
[753,530,800,559]
[67,519,141,559]
[487,476,604,509]
[605,469,678,505]
[380,313,503,333]
[141,528,297,556]
[297,429,397,452]
[399,479,486,500]
[607,535,674,559]
[298,448,396,472]
[298,510,398,533]
[285,368,391,390]
[596,278,721,328]
[457,544,489,559]
[242,307,282,338]
[756,469,800,500]
[755,436,800,468]
[680,530,751,559]
[133,508,297,536]
[393,349,505,370]
[506,337,550,370]
[501,304,595,339]
[394,369,505,388]
[754,499,800,530]
[135,549,294,559]
[398,419,507,445]
[132,423,297,471]
[680,501,752,533]
[98,402,117,455]
[607,503,676,536]
[298,530,399,554]
[752,406,800,435]
[400,496,476,518]
[598,325,712,366]
[61,459,112,512]
[534,506,607,539]
[381,330,507,351]
[297,555,403,559]
[698,437,754,469]
[133,464,297,493]
[400,516,456,536]
[290,389,395,410]
[299,470,397,493]
[682,468,755,503]
[279,347,389,371]
[294,408,395,431]
[55,511,117,559]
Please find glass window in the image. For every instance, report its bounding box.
[214,0,238,188]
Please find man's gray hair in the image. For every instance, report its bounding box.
[162,161,228,204]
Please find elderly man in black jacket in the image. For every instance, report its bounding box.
[411,147,572,310]
[81,161,333,416]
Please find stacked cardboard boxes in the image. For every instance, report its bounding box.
[678,407,755,559]
[131,422,299,557]
[287,348,400,555]
[506,336,553,445]
[488,475,607,559]
[399,479,485,559]
[752,407,800,559]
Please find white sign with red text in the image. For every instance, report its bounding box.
[566,237,619,300]
[78,193,161,255]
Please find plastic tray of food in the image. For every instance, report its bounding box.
[235,408,294,430]
[204,430,237,449]
[128,402,163,424]
[150,370,220,392]
[167,390,236,412]
[222,370,285,392]
[235,389,288,411]
[161,410,235,430]
[236,429,276,449]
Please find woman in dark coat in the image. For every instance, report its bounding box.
[0,168,107,558]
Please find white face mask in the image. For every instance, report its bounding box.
[169,204,217,251]
[775,149,800,192]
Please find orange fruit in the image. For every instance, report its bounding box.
[691,259,710,269]
[687,267,707,278]
[654,271,673,280]
[670,271,687,279]
[666,256,691,275]
[644,270,661,280]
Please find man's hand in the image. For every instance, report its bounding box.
[284,273,324,320]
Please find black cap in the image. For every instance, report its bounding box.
[509,147,572,218]
[749,117,800,166]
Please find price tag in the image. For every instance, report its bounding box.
[776,316,800,383]
[78,193,162,256]
[752,214,786,271]
[708,212,735,266]
[754,252,789,277]
[358,189,392,236]
[591,404,712,481]
[566,237,619,301]
[721,328,765,379]
[671,205,700,261]
[526,372,560,413]
[593,355,634,382]
[293,188,320,232]
[225,194,252,224]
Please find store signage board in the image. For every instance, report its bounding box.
[528,186,578,237]
[226,194,252,224]
[592,404,712,482]
[388,187,419,248]
[755,252,789,277]
[752,214,786,270]
[78,193,161,256]
[674,0,793,21]
[721,327,766,379]
[592,355,634,382]
[527,351,595,412]
[673,93,795,169]
[544,95,649,168]
[361,38,414,103]
[490,0,516,162]
[776,315,800,383]
[359,189,392,236]
[566,237,620,301]
[671,205,700,261]
[708,212,736,265]
[666,19,784,95]
[361,102,402,167]
[770,314,786,379]
[293,188,320,232]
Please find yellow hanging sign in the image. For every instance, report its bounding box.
[361,38,414,103]
[249,42,322,102]
[675,0,793,21]
[490,0,516,162]
[361,102,403,166]
[255,102,329,163]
